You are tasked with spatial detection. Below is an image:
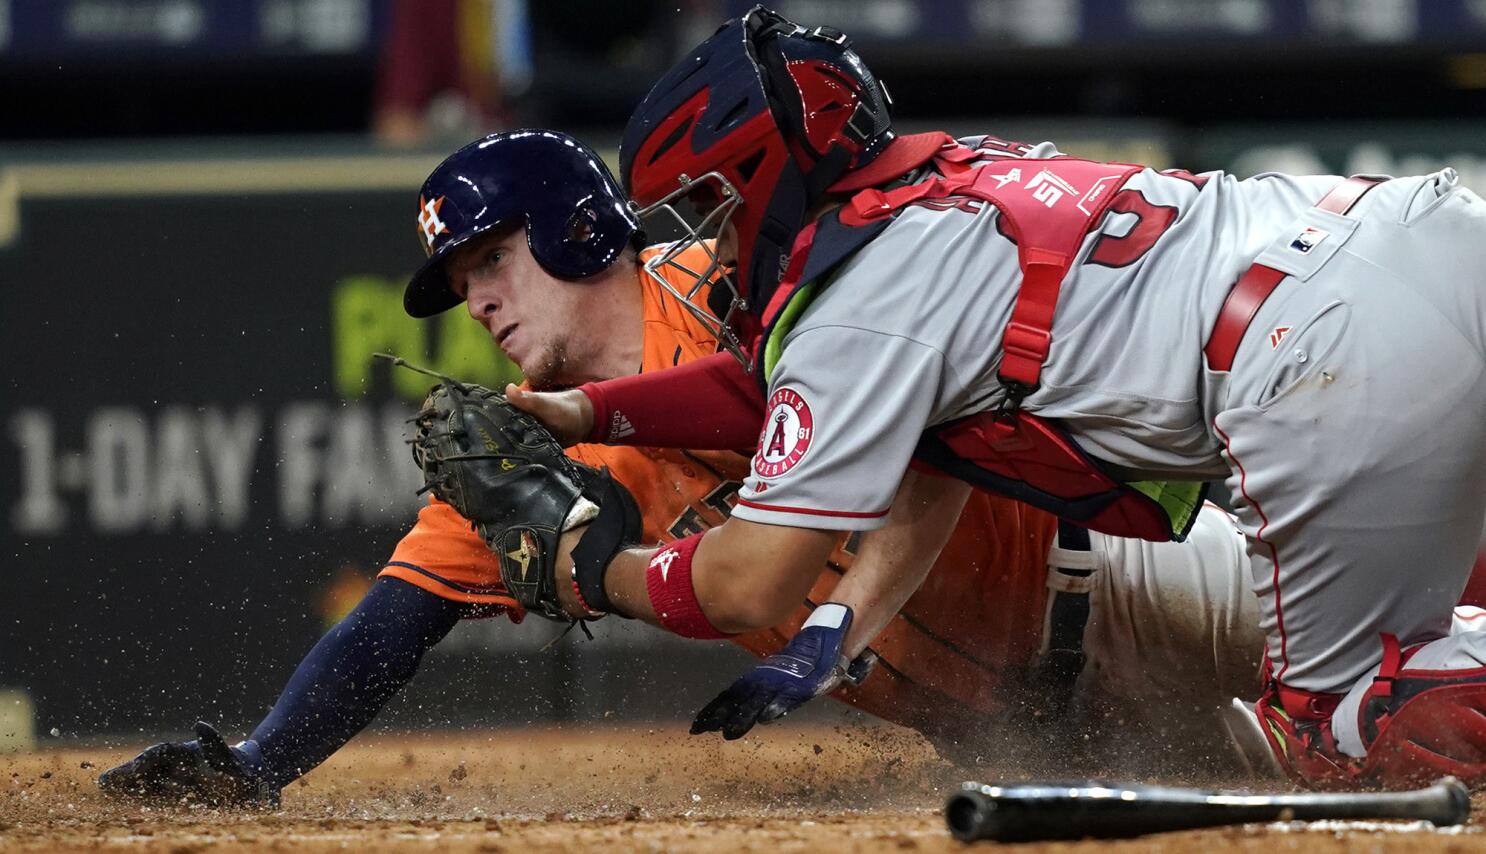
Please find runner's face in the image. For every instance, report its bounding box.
[684,183,738,269]
[447,227,586,389]
[718,221,739,268]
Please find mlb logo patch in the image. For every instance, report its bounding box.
[1289,226,1329,254]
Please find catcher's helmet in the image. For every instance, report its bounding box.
[405,129,640,318]
[619,5,905,362]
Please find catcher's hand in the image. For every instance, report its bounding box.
[401,365,638,622]
[504,385,595,447]
[691,603,876,739]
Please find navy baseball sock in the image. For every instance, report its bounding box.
[232,577,465,789]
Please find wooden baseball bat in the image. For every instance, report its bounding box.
[944,777,1470,842]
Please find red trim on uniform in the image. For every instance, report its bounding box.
[645,532,734,639]
[1456,606,1486,625]
[579,351,764,449]
[734,497,889,519]
[1213,420,1290,680]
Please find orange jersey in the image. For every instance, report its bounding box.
[380,243,1057,724]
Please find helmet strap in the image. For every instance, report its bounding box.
[805,144,853,200]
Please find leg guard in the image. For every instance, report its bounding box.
[1255,634,1486,790]
[1354,635,1486,789]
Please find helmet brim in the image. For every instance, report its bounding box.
[402,222,506,318]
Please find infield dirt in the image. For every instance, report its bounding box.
[3,723,1482,852]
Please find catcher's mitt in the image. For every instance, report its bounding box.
[389,355,637,622]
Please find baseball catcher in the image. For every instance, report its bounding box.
[500,7,1486,791]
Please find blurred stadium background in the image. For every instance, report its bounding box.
[4,0,1486,751]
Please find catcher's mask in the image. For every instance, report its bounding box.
[405,129,642,318]
[619,5,929,365]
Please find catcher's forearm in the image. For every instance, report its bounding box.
[555,531,667,623]
[832,470,972,659]
[578,351,764,448]
[595,543,661,621]
[560,520,837,634]
[553,527,663,621]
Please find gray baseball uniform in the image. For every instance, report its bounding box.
[730,138,1486,734]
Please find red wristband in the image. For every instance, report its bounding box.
[645,533,733,640]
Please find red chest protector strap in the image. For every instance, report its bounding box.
[842,155,1143,402]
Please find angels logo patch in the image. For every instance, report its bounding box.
[753,387,814,479]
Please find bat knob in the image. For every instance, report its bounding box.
[945,785,1004,843]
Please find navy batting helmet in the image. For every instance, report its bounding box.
[404,129,641,318]
[619,6,913,362]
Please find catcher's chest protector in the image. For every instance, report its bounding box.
[760,150,1201,542]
